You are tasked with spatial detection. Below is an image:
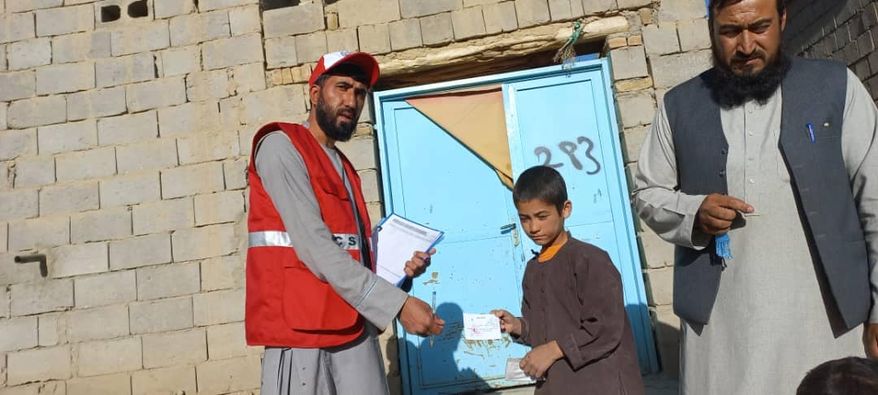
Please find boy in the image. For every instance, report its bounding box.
[492,166,644,394]
[797,357,878,395]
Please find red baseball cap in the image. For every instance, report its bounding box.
[309,51,380,87]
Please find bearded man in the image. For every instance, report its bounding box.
[633,0,878,393]
[245,51,444,395]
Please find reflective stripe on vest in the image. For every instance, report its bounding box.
[248,231,360,251]
[249,231,292,248]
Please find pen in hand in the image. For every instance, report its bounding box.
[430,290,437,347]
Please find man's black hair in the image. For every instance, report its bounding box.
[708,0,786,29]
[797,357,878,395]
[314,63,370,88]
[513,166,568,212]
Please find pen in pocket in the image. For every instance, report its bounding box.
[806,123,815,143]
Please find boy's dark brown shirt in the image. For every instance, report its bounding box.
[518,238,644,394]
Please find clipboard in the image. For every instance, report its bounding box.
[372,213,444,287]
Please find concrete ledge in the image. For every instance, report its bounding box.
[377,16,629,77]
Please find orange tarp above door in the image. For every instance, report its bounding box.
[405,86,513,188]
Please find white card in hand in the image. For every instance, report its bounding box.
[463,313,502,341]
[505,358,531,382]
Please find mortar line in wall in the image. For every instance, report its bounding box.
[3,285,8,321]
[159,169,164,205]
[256,1,268,79]
[134,265,140,301]
[139,333,145,382]
[71,266,76,310]
[203,300,210,361]
[169,229,175,269]
[173,138,180,173]
[191,289,200,392]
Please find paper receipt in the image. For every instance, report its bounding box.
[505,358,531,382]
[463,313,502,341]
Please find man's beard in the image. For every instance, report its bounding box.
[707,47,791,108]
[315,95,357,142]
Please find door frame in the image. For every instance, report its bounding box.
[373,58,659,394]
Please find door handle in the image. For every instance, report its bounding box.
[500,223,517,232]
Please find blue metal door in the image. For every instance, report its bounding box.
[377,100,531,394]
[375,58,657,395]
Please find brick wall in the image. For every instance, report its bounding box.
[0,0,712,392]
[786,0,878,99]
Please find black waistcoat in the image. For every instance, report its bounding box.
[663,57,870,329]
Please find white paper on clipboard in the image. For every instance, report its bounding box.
[373,213,444,287]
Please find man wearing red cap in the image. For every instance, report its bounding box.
[245,51,444,394]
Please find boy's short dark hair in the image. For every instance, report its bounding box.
[797,357,878,395]
[513,166,568,212]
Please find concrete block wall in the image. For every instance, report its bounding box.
[0,1,261,393]
[785,0,878,102]
[0,0,714,392]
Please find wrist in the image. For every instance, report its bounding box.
[550,340,564,360]
[399,296,412,313]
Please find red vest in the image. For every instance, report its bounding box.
[245,122,374,348]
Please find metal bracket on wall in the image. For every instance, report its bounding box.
[14,254,48,278]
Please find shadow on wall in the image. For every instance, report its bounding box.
[387,303,672,394]
[783,0,847,56]
[652,312,681,380]
[386,302,492,394]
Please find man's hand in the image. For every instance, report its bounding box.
[404,248,435,278]
[491,309,522,337]
[399,296,445,336]
[863,323,878,359]
[696,193,754,235]
[520,341,564,379]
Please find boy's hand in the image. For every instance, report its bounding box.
[520,341,564,379]
[490,309,522,337]
[404,248,435,278]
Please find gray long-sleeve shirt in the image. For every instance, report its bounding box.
[255,130,408,331]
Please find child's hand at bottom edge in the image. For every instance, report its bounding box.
[490,309,522,337]
[520,341,564,379]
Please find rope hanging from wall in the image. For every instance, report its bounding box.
[554,20,583,69]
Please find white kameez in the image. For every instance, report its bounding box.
[634,69,878,394]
